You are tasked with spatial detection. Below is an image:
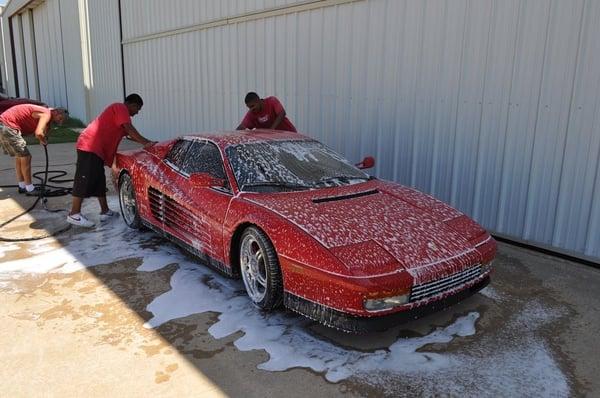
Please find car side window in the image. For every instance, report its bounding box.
[164,139,191,171]
[180,141,227,180]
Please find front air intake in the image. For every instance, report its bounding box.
[409,265,482,303]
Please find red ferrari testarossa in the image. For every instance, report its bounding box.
[114,130,496,332]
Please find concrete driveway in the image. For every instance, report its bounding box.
[1,142,599,397]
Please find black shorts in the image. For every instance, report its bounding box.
[72,150,107,198]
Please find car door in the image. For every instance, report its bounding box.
[144,138,196,244]
[177,140,233,267]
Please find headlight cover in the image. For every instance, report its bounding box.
[364,293,410,312]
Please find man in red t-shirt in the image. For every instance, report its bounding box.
[0,104,67,195]
[67,94,154,228]
[236,92,297,132]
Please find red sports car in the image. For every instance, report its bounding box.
[114,130,496,332]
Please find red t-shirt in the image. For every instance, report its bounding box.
[0,104,50,135]
[241,96,297,132]
[77,103,131,166]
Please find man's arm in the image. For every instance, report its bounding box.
[269,110,286,130]
[123,123,154,146]
[32,111,52,145]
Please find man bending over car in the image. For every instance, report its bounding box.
[67,94,154,228]
[236,92,297,132]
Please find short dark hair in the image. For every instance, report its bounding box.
[244,92,260,103]
[125,93,143,106]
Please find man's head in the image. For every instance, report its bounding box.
[50,108,68,125]
[244,92,263,114]
[124,93,144,116]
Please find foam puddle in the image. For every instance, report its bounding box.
[0,196,569,395]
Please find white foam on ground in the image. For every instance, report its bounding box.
[0,195,569,395]
[143,262,568,394]
[0,196,180,274]
[479,285,503,302]
[0,243,19,258]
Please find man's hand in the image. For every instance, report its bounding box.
[33,111,51,146]
[36,132,47,146]
[269,111,286,130]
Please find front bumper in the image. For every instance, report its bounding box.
[284,275,490,333]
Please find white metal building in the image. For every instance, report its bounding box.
[1,0,599,263]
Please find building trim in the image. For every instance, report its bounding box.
[492,233,599,268]
[121,0,362,45]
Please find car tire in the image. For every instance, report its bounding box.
[239,226,283,310]
[119,172,142,229]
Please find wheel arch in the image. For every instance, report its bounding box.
[229,222,263,279]
[117,168,130,187]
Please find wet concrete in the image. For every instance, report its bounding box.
[1,142,599,397]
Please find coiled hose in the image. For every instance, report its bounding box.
[0,145,72,242]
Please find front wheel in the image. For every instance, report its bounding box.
[239,227,283,310]
[119,172,142,229]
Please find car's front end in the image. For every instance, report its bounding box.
[243,179,496,333]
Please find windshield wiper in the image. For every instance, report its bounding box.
[240,181,312,191]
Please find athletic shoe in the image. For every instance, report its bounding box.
[25,187,43,196]
[66,214,95,228]
[99,209,119,222]
[18,187,26,194]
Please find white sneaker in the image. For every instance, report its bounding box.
[99,209,119,222]
[66,213,95,228]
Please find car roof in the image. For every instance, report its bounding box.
[181,129,312,148]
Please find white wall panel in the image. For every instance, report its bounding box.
[121,0,306,41]
[553,0,600,259]
[120,0,599,262]
[85,0,123,119]
[11,14,28,97]
[58,0,87,121]
[32,1,67,108]
[20,10,39,99]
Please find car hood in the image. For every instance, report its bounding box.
[243,180,482,279]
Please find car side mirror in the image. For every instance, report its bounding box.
[190,172,225,188]
[355,156,375,169]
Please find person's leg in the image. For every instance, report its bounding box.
[69,150,88,217]
[15,157,24,182]
[14,157,26,191]
[70,196,84,216]
[2,128,32,190]
[18,155,33,186]
[97,196,109,213]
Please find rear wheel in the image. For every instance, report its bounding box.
[119,173,142,229]
[239,227,283,310]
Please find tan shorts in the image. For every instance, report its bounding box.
[0,123,30,157]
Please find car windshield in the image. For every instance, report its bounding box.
[226,140,371,192]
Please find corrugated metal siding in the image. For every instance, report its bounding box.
[0,10,5,92]
[20,10,39,99]
[10,14,28,97]
[32,0,67,108]
[85,0,123,118]
[58,0,87,121]
[123,0,600,261]
[120,0,305,41]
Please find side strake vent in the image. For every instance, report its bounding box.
[409,265,482,303]
[312,189,379,204]
[148,187,198,238]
